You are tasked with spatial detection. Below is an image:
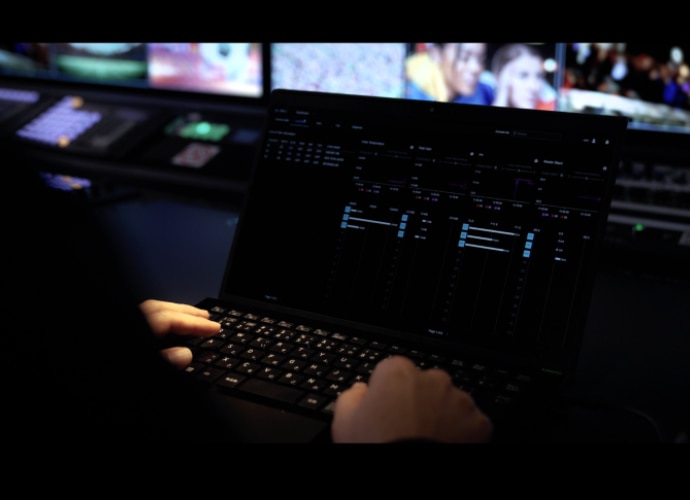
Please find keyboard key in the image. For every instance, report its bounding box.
[298,393,329,411]
[196,366,225,383]
[278,371,305,387]
[217,373,246,389]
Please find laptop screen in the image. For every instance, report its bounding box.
[222,89,627,374]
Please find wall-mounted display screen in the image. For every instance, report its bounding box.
[271,42,690,142]
[2,41,689,160]
[560,43,690,134]
[270,43,407,97]
[0,42,265,100]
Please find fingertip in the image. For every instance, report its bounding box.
[202,319,222,335]
[369,355,416,381]
[160,346,193,369]
[349,380,368,393]
[193,306,212,319]
[335,381,368,407]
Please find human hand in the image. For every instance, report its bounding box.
[331,355,493,443]
[139,299,221,369]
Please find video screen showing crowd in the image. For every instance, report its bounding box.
[271,42,690,131]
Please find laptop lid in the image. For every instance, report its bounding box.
[218,88,627,391]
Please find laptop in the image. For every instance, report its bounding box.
[184,89,628,442]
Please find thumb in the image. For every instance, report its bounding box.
[160,346,193,369]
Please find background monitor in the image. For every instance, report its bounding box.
[560,43,690,132]
[147,43,263,98]
[270,43,559,109]
[560,42,690,162]
[270,42,690,163]
[270,43,407,97]
[3,41,690,163]
[0,42,266,102]
[402,43,559,110]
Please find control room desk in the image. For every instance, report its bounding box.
[96,189,690,443]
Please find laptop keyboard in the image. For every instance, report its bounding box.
[181,303,534,421]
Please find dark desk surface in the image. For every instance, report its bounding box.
[96,189,690,443]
